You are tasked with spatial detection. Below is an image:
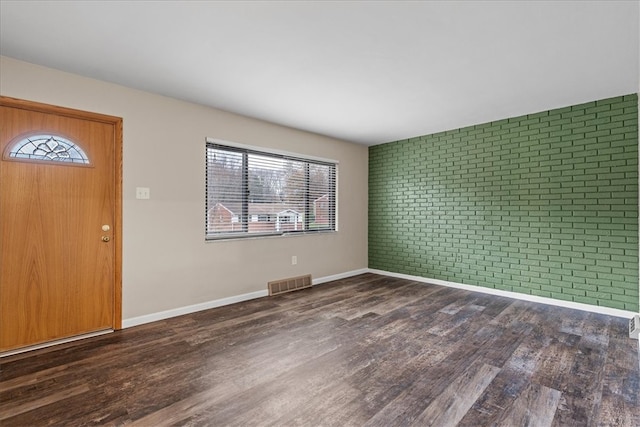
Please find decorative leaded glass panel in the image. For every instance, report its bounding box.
[6,134,90,164]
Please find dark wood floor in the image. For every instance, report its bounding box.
[1,273,638,426]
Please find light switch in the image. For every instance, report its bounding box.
[136,187,150,200]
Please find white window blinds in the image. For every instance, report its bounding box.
[206,141,337,239]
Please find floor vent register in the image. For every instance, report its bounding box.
[268,274,312,296]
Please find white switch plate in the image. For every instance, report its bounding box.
[291,256,297,265]
[136,187,150,199]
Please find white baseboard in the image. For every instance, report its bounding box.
[122,268,368,328]
[368,268,638,319]
[122,289,268,328]
[123,267,634,329]
[313,268,369,285]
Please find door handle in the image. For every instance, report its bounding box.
[101,236,111,242]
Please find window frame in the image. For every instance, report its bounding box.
[205,138,338,241]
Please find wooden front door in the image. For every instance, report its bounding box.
[0,97,122,352]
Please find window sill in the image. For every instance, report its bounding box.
[205,229,337,243]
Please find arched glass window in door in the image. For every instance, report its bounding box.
[6,134,90,164]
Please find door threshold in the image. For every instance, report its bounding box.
[0,329,113,358]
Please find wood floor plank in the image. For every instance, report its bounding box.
[0,384,91,421]
[496,382,561,427]
[412,362,500,427]
[530,332,581,391]
[551,331,610,426]
[1,274,637,426]
[595,363,640,427]
[127,383,243,426]
[0,364,69,393]
[457,368,531,427]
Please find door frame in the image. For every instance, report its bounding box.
[0,95,123,330]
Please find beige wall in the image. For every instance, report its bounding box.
[0,56,369,320]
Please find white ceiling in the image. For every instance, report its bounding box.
[0,1,638,145]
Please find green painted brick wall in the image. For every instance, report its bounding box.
[369,94,639,312]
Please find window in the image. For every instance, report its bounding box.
[5,134,90,165]
[206,140,337,240]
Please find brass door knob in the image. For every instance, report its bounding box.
[101,236,111,242]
